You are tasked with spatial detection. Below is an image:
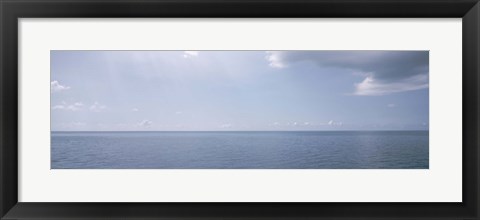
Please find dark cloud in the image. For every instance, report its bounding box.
[266,51,429,96]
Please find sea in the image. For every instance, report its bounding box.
[51,131,429,169]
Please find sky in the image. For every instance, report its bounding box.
[51,51,429,131]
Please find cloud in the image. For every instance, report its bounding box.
[265,51,429,96]
[183,51,199,58]
[71,122,86,126]
[51,81,70,93]
[387,103,396,108]
[52,105,65,110]
[328,120,343,126]
[175,111,182,115]
[90,102,107,112]
[54,101,105,112]
[138,120,153,127]
[354,74,428,96]
[132,108,139,112]
[279,122,313,127]
[219,123,232,128]
[265,52,286,68]
[57,121,87,129]
[52,102,83,111]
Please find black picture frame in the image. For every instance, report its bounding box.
[1,0,479,219]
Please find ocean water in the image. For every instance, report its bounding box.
[51,131,428,169]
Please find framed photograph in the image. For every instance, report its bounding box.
[1,0,479,219]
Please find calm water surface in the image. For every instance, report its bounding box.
[51,131,428,169]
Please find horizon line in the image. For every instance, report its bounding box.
[51,130,429,132]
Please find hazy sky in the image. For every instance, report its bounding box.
[51,51,429,131]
